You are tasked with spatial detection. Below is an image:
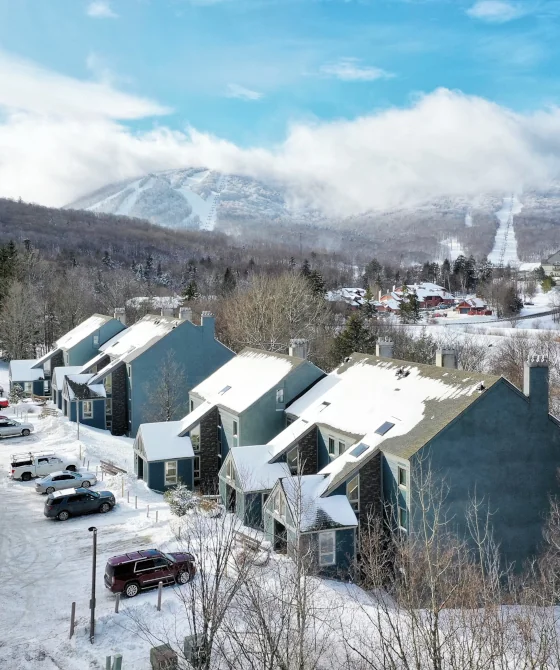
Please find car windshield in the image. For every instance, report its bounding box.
[162,552,176,563]
[89,490,100,497]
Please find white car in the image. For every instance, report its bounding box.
[35,470,98,494]
[0,418,33,438]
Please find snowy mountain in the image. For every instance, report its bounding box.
[67,168,324,232]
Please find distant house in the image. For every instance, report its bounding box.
[221,346,560,574]
[81,310,234,437]
[32,313,126,377]
[51,366,83,409]
[455,297,491,315]
[542,251,560,278]
[8,360,48,397]
[62,374,107,429]
[134,421,194,492]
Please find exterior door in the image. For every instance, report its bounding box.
[35,458,52,476]
[68,493,88,514]
[84,493,100,512]
[134,559,157,588]
[152,557,175,584]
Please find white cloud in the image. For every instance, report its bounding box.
[320,58,394,81]
[2,52,560,216]
[467,1,528,22]
[225,83,263,100]
[86,1,118,19]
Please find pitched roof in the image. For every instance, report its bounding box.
[545,251,560,264]
[64,374,106,400]
[52,366,83,388]
[9,360,45,382]
[229,445,291,492]
[136,421,193,461]
[89,314,183,383]
[287,353,500,460]
[190,348,309,414]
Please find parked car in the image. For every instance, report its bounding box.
[0,398,9,409]
[0,418,32,438]
[44,487,116,521]
[35,470,97,494]
[104,548,196,597]
[11,452,77,481]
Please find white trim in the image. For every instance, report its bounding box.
[82,400,93,418]
[165,460,178,485]
[318,530,336,566]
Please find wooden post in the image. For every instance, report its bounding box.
[113,654,123,670]
[83,457,86,466]
[134,495,137,509]
[121,477,124,497]
[106,657,111,670]
[127,491,130,504]
[87,460,90,470]
[147,504,149,518]
[69,601,76,639]
[101,469,104,481]
[157,581,163,611]
[96,465,98,476]
[114,593,120,614]
[156,510,159,523]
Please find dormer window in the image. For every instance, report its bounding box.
[226,458,234,481]
[93,334,99,347]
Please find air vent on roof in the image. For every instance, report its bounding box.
[350,443,368,458]
[375,421,395,436]
[218,385,232,395]
[319,401,331,411]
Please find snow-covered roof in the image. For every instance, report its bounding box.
[458,296,487,309]
[127,295,183,309]
[267,418,316,456]
[9,360,45,382]
[229,445,291,492]
[53,366,83,388]
[89,314,183,383]
[285,353,500,460]
[136,421,193,461]
[56,314,113,351]
[178,401,216,435]
[190,348,306,414]
[280,476,358,532]
[80,352,108,374]
[325,287,370,306]
[393,283,454,302]
[519,262,541,272]
[64,374,106,401]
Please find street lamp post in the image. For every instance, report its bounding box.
[88,526,97,644]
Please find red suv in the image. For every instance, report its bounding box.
[104,548,196,597]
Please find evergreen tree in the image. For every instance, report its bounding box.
[399,286,420,324]
[300,259,311,277]
[362,286,378,318]
[9,384,25,405]
[307,269,326,296]
[288,257,296,271]
[102,251,113,268]
[478,259,493,283]
[182,280,199,301]
[331,313,376,364]
[144,254,154,284]
[222,267,237,294]
[542,275,556,293]
[465,255,477,291]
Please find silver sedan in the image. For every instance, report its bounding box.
[35,470,98,494]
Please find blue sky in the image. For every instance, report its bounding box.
[1,0,560,211]
[2,0,560,144]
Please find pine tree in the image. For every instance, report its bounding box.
[399,286,420,324]
[362,286,378,318]
[144,254,154,284]
[9,384,25,405]
[102,251,113,268]
[331,313,376,364]
[182,280,199,301]
[307,269,326,295]
[222,267,237,294]
[288,257,296,270]
[300,259,311,277]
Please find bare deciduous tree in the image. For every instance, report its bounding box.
[143,351,188,423]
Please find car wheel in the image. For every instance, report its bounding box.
[66,465,76,472]
[177,571,190,585]
[21,429,30,437]
[124,582,140,598]
[82,480,91,488]
[21,472,31,482]
[57,510,70,521]
[46,486,55,494]
[99,502,111,513]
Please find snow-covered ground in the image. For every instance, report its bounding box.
[487,195,522,267]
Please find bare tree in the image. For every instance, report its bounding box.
[143,351,188,422]
[0,280,40,359]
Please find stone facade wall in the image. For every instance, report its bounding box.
[199,406,220,494]
[359,451,383,526]
[110,364,128,436]
[299,426,318,475]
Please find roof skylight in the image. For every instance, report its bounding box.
[218,385,232,395]
[349,443,369,458]
[375,421,395,436]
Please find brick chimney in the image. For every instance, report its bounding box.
[435,349,456,369]
[201,311,215,338]
[114,308,126,326]
[289,339,309,360]
[179,307,193,322]
[524,355,549,411]
[376,339,394,358]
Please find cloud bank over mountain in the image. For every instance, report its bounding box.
[1,50,560,214]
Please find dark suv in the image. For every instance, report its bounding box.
[44,487,116,521]
[104,548,196,597]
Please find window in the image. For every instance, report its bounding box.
[276,388,284,404]
[287,447,299,474]
[233,420,238,448]
[286,416,294,426]
[347,475,360,512]
[338,440,346,454]
[190,399,194,412]
[82,401,93,418]
[375,421,395,436]
[194,456,200,481]
[191,424,200,452]
[93,334,99,346]
[104,375,112,394]
[319,401,331,412]
[217,425,222,456]
[349,443,368,458]
[106,399,112,416]
[398,467,407,488]
[218,385,231,395]
[328,437,336,457]
[226,458,234,481]
[274,490,285,518]
[24,382,32,393]
[319,531,336,566]
[165,460,178,485]
[135,559,155,572]
[398,506,408,530]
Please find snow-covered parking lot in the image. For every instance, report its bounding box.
[0,409,190,669]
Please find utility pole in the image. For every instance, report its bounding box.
[88,526,97,643]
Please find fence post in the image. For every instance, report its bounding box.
[156,510,159,523]
[115,593,120,614]
[135,496,137,509]
[69,601,76,639]
[113,654,123,670]
[87,460,90,470]
[83,457,86,466]
[121,478,124,497]
[127,491,130,504]
[106,657,111,670]
[157,581,163,611]
[147,504,150,518]
[96,465,98,476]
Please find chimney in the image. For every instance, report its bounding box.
[179,307,193,322]
[201,311,215,338]
[524,355,549,411]
[376,339,394,358]
[435,349,456,369]
[161,307,174,318]
[289,339,309,360]
[114,308,126,326]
